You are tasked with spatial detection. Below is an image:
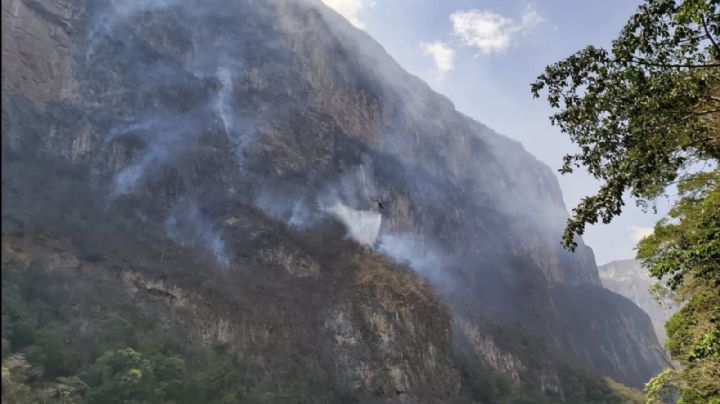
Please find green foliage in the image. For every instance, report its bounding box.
[558,367,644,404]
[456,356,555,404]
[1,266,38,351]
[637,170,719,290]
[531,0,719,250]
[2,355,38,404]
[0,260,255,404]
[27,324,79,378]
[638,171,720,403]
[604,377,645,403]
[455,354,642,404]
[644,368,680,404]
[81,347,183,404]
[178,345,251,404]
[95,315,136,354]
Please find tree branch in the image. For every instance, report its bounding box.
[688,108,720,116]
[701,14,720,56]
[630,57,720,69]
[677,136,719,149]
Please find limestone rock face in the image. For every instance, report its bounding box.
[2,0,663,399]
[1,0,79,106]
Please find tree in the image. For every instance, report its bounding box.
[531,0,719,402]
[638,170,719,403]
[530,0,719,250]
[82,347,186,404]
[1,354,37,404]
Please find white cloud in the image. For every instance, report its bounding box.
[321,0,376,29]
[450,6,544,54]
[519,6,543,30]
[421,41,456,79]
[629,226,654,243]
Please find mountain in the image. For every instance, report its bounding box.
[2,0,663,401]
[599,259,676,344]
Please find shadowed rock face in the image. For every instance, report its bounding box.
[2,0,663,398]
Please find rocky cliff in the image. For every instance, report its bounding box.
[2,0,663,401]
[599,259,676,344]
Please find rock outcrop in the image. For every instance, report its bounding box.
[599,259,676,344]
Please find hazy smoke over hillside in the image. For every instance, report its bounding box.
[165,200,230,266]
[378,234,450,287]
[85,0,572,279]
[105,113,205,195]
[0,0,666,390]
[84,0,445,275]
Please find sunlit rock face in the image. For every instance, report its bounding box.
[2,0,663,398]
[599,259,676,344]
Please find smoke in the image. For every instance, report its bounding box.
[213,66,257,148]
[378,233,452,287]
[88,0,267,265]
[165,201,230,266]
[85,0,179,63]
[256,189,383,247]
[289,200,315,228]
[105,113,203,196]
[215,67,236,136]
[87,0,580,287]
[31,0,656,379]
[212,65,257,159]
[254,153,384,233]
[325,201,381,246]
[254,190,319,229]
[94,0,262,196]
[304,0,571,235]
[114,152,165,195]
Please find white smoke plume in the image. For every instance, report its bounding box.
[165,201,230,267]
[215,67,236,136]
[326,201,381,246]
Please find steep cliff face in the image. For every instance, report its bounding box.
[599,260,676,344]
[2,0,663,399]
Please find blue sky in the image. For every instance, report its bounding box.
[321,0,670,265]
